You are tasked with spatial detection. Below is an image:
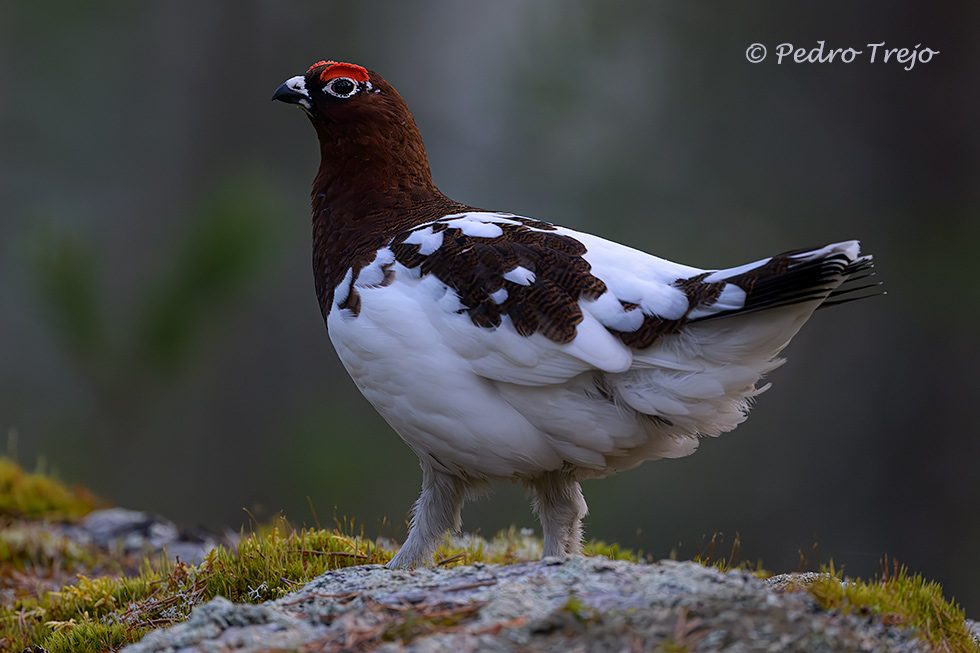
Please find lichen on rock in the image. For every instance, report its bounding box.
[124,557,934,652]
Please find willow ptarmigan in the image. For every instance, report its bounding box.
[273,60,876,569]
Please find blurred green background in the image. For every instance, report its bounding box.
[2,1,978,616]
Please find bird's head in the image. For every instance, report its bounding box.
[273,60,433,194]
[272,60,377,119]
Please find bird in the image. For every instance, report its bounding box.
[272,60,877,569]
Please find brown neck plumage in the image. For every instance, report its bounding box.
[308,100,473,324]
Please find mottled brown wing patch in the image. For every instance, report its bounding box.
[389,217,605,344]
[505,215,558,231]
[608,316,682,349]
[607,273,728,349]
[677,272,727,306]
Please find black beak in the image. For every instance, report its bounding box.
[272,82,307,104]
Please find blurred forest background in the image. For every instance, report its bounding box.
[2,1,978,616]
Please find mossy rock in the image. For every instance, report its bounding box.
[1,457,976,652]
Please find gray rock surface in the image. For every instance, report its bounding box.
[121,557,934,652]
[55,508,227,564]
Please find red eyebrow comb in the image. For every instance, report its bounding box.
[307,60,370,84]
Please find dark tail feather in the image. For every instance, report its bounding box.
[688,242,879,323]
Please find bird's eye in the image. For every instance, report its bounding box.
[324,77,358,98]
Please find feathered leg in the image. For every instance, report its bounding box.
[387,465,467,568]
[528,471,589,557]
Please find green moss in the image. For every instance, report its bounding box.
[0,518,395,651]
[691,531,764,575]
[690,535,977,652]
[801,559,978,653]
[2,460,974,652]
[0,515,645,651]
[0,522,95,570]
[41,621,134,653]
[199,521,388,603]
[584,539,640,562]
[560,591,594,622]
[0,458,101,519]
[433,527,639,567]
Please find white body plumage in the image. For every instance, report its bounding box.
[324,212,869,566]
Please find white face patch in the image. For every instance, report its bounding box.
[283,75,311,109]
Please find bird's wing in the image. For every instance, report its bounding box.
[370,212,711,385]
[341,212,871,387]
